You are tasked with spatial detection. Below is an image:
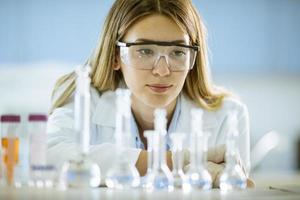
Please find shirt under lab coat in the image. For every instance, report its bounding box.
[46,86,250,182]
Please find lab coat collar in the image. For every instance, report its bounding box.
[91,90,217,132]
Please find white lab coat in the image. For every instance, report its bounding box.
[46,86,250,182]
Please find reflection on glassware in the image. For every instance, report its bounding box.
[144,109,174,191]
[105,89,140,189]
[219,110,247,191]
[170,133,189,189]
[185,109,212,190]
[59,65,101,188]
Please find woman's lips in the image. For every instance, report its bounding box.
[147,84,173,93]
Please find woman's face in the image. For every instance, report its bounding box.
[117,14,190,109]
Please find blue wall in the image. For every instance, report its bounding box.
[195,0,300,73]
[0,0,113,64]
[0,0,299,73]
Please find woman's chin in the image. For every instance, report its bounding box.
[143,95,176,109]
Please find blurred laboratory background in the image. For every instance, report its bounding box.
[0,0,299,176]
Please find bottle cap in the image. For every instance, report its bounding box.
[0,115,21,122]
[28,114,48,122]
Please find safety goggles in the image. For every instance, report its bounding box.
[116,41,199,71]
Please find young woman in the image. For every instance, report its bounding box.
[47,0,253,187]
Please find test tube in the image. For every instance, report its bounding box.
[105,89,140,189]
[0,114,20,186]
[219,111,247,191]
[185,109,212,190]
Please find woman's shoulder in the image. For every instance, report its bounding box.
[51,83,115,112]
[90,87,116,107]
[209,96,249,120]
[178,93,248,134]
[220,96,248,113]
[181,93,248,115]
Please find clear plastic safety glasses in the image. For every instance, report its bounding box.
[116,41,199,71]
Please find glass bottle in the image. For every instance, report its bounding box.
[105,89,140,189]
[0,114,21,186]
[28,114,55,188]
[219,111,247,191]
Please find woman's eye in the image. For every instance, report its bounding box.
[137,49,154,55]
[172,50,186,57]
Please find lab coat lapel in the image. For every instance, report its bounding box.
[91,90,218,136]
[91,90,116,127]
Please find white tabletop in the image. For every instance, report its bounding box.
[1,171,300,199]
[1,186,300,200]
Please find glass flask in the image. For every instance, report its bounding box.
[59,65,101,188]
[170,133,189,189]
[185,109,212,190]
[219,111,247,191]
[105,89,140,189]
[143,109,173,191]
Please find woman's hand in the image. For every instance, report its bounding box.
[206,161,225,188]
[184,161,254,188]
[182,144,226,166]
[247,178,255,188]
[183,161,225,188]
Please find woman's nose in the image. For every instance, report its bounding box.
[152,56,171,76]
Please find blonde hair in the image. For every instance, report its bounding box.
[50,0,228,113]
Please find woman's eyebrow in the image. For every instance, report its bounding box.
[134,38,187,43]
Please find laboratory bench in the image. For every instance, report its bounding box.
[0,186,300,200]
[0,171,300,199]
